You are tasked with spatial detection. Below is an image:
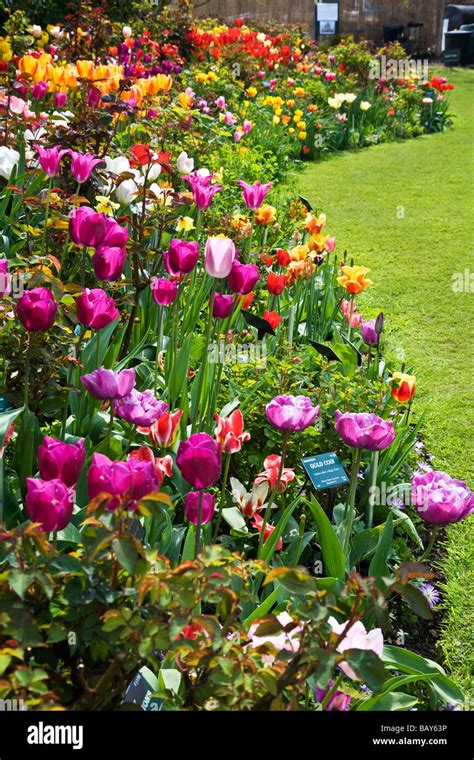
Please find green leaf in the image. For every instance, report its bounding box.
[307,496,345,581]
[343,649,387,692]
[368,514,393,579]
[382,645,464,705]
[357,691,419,711]
[112,536,139,575]
[263,566,315,595]
[0,406,24,450]
[392,581,433,620]
[9,570,34,599]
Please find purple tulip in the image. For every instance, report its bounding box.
[0,259,11,298]
[26,478,74,531]
[114,389,168,426]
[238,180,272,210]
[151,278,178,306]
[80,367,135,400]
[92,246,127,281]
[76,288,118,330]
[34,144,67,177]
[164,239,199,275]
[176,433,221,489]
[228,260,260,294]
[266,395,320,432]
[185,491,215,525]
[38,436,86,487]
[185,172,222,210]
[87,452,158,511]
[315,683,351,711]
[69,207,107,248]
[31,81,49,100]
[360,319,378,346]
[334,410,396,451]
[17,287,58,332]
[411,470,474,525]
[205,237,236,279]
[212,293,234,319]
[68,149,103,184]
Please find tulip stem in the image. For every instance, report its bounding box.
[153,306,164,396]
[23,335,33,409]
[194,489,204,559]
[418,526,439,563]
[213,452,231,542]
[342,447,362,557]
[42,177,53,258]
[320,673,344,711]
[366,450,379,529]
[257,430,289,559]
[347,295,355,341]
[106,402,115,453]
[191,280,216,433]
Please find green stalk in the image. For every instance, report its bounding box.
[213,451,231,541]
[153,305,164,396]
[342,447,362,557]
[418,525,440,563]
[194,489,204,559]
[191,280,216,433]
[257,430,289,558]
[366,449,379,529]
[23,335,33,409]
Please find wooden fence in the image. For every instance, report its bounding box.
[193,0,474,54]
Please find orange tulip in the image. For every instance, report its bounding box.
[76,60,95,79]
[391,372,416,403]
[337,265,372,294]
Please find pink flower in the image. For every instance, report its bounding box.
[38,436,85,487]
[411,470,474,525]
[231,478,269,517]
[54,92,67,107]
[26,478,74,531]
[151,278,178,306]
[254,454,295,492]
[34,144,67,177]
[69,207,107,248]
[176,433,221,489]
[212,293,233,319]
[76,288,118,330]
[334,410,396,451]
[164,238,199,275]
[128,446,172,486]
[92,245,126,281]
[114,389,168,427]
[80,367,135,400]
[214,409,250,453]
[184,491,215,525]
[17,287,58,332]
[248,612,301,663]
[242,120,253,134]
[68,149,103,183]
[185,172,222,210]
[228,260,260,294]
[31,81,49,100]
[238,180,272,210]
[87,452,159,511]
[138,409,183,449]
[0,259,11,298]
[328,616,384,680]
[266,395,320,432]
[204,236,236,278]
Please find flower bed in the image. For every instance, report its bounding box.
[0,6,470,712]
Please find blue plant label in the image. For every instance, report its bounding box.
[301,452,349,490]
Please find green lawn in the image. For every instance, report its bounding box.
[296,68,474,696]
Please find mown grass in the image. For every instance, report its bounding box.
[295,68,474,696]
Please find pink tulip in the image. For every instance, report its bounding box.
[176,433,221,489]
[266,395,320,432]
[80,367,135,400]
[17,287,58,332]
[38,436,85,487]
[214,409,250,453]
[185,491,215,525]
[204,237,236,279]
[31,81,49,100]
[185,172,222,210]
[334,410,396,451]
[54,92,67,107]
[68,149,103,183]
[238,180,272,211]
[26,478,74,531]
[151,278,178,306]
[92,245,126,281]
[328,616,384,680]
[212,293,233,319]
[164,238,199,275]
[87,452,159,511]
[76,288,119,329]
[228,260,260,294]
[69,207,107,248]
[34,144,67,177]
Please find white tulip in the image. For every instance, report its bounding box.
[0,146,20,180]
[122,26,132,38]
[176,151,194,175]
[31,25,42,38]
[344,93,357,104]
[328,97,341,110]
[116,179,138,205]
[147,162,162,181]
[104,155,131,175]
[360,101,371,111]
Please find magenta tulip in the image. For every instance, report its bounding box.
[69,206,107,248]
[54,92,67,107]
[17,287,58,332]
[185,172,222,210]
[87,452,159,511]
[176,433,221,489]
[114,389,168,426]
[68,149,103,183]
[151,278,178,306]
[411,470,474,525]
[228,260,260,294]
[26,478,74,531]
[76,288,118,330]
[266,395,320,432]
[204,237,236,279]
[92,246,126,281]
[80,367,135,400]
[315,683,351,711]
[212,293,233,319]
[38,436,86,487]
[185,491,215,525]
[34,144,67,177]
[164,238,199,275]
[238,180,272,210]
[101,217,129,250]
[31,81,49,100]
[0,259,11,298]
[334,410,396,451]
